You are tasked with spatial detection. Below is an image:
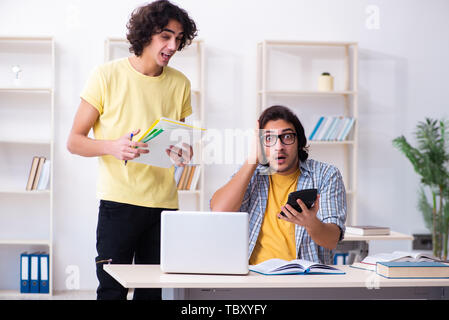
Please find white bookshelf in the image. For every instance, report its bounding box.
[257,40,358,225]
[104,38,205,211]
[0,36,54,296]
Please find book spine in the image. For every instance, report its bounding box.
[190,165,201,191]
[308,116,324,140]
[32,157,46,190]
[316,117,330,140]
[177,166,187,190]
[26,156,40,191]
[186,165,196,190]
[323,117,337,140]
[336,117,350,141]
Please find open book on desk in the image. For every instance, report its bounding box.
[351,251,442,272]
[249,258,345,275]
[131,117,205,168]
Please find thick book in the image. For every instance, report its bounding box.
[376,261,449,279]
[131,117,205,168]
[345,225,390,236]
[249,258,345,275]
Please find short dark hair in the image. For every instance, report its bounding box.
[258,105,309,162]
[126,0,198,56]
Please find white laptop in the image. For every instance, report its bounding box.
[160,211,249,275]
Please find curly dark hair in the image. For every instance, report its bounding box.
[126,0,198,56]
[258,105,309,163]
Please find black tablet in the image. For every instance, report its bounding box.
[280,188,318,216]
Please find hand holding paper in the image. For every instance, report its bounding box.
[166,143,193,167]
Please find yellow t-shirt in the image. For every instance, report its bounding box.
[249,169,300,265]
[80,57,192,208]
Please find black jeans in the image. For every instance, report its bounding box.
[95,200,171,300]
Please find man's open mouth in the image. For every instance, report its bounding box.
[161,52,172,61]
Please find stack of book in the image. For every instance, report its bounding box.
[345,225,391,236]
[309,116,355,141]
[26,156,51,191]
[174,165,201,191]
[20,252,50,293]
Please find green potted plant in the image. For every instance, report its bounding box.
[392,118,449,260]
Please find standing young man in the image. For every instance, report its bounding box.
[67,0,197,300]
[210,105,347,265]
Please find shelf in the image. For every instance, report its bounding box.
[178,190,201,195]
[259,90,356,96]
[0,138,51,145]
[0,35,54,295]
[309,140,355,145]
[260,40,357,47]
[257,40,359,225]
[0,36,53,42]
[0,189,50,195]
[0,290,51,298]
[0,87,53,93]
[342,231,414,242]
[0,239,51,246]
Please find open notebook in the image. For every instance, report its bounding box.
[249,258,344,275]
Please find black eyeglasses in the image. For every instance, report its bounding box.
[262,133,297,147]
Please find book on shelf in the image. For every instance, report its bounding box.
[21,251,50,293]
[36,160,51,190]
[181,166,192,189]
[177,165,189,189]
[308,116,324,140]
[249,258,345,275]
[315,117,332,140]
[174,166,183,186]
[309,116,355,141]
[376,261,449,279]
[175,165,201,191]
[323,117,338,140]
[26,156,47,191]
[26,156,40,191]
[31,157,46,190]
[345,225,390,236]
[186,165,196,189]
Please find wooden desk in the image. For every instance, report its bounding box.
[104,264,449,300]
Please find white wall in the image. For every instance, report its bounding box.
[1,0,448,291]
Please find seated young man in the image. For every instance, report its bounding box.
[210,105,347,265]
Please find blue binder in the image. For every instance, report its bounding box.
[39,253,49,294]
[20,252,30,293]
[29,253,40,293]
